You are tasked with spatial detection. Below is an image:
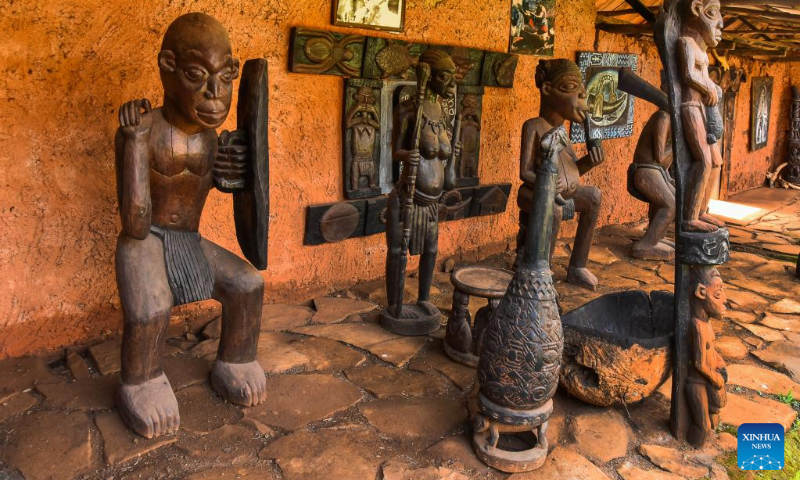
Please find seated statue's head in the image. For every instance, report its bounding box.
[535,59,588,124]
[689,266,726,320]
[683,0,723,48]
[158,13,240,130]
[419,49,457,100]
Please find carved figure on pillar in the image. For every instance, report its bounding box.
[473,125,565,473]
[114,13,268,438]
[677,0,725,232]
[517,59,605,290]
[655,0,730,448]
[685,266,727,447]
[628,101,676,261]
[381,49,460,335]
[345,85,380,192]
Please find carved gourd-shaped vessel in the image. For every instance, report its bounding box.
[473,126,565,473]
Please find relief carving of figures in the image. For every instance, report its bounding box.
[344,79,382,198]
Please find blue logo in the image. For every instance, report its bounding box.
[738,423,785,471]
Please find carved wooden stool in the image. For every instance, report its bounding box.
[444,265,513,367]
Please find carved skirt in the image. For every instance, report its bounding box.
[407,195,439,256]
[151,225,214,306]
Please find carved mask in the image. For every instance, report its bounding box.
[689,0,723,48]
[159,13,240,130]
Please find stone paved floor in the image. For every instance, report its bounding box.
[1,188,800,480]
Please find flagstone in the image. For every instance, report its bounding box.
[726,289,769,312]
[509,447,612,480]
[344,365,450,399]
[751,341,800,382]
[260,424,391,480]
[256,332,366,374]
[637,444,709,479]
[0,356,60,395]
[736,322,785,342]
[3,410,94,480]
[617,463,684,480]
[244,374,362,430]
[726,363,800,395]
[769,298,800,315]
[382,460,468,480]
[0,391,38,423]
[408,341,477,391]
[721,393,797,430]
[175,384,242,434]
[715,336,749,360]
[725,310,758,324]
[425,433,498,476]
[178,424,263,465]
[66,351,91,380]
[760,312,800,333]
[95,411,177,465]
[184,466,279,480]
[763,244,800,256]
[37,375,118,410]
[359,397,466,443]
[571,409,631,463]
[312,297,378,324]
[260,304,314,331]
[291,323,427,367]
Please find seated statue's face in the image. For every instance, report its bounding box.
[689,0,723,48]
[160,37,240,130]
[542,71,589,124]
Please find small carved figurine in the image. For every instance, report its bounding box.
[474,125,565,473]
[381,49,460,335]
[114,13,267,438]
[677,0,726,232]
[345,85,380,192]
[518,59,605,290]
[685,266,727,448]
[628,102,676,261]
[786,86,800,184]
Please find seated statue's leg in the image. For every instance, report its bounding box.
[417,212,438,315]
[116,233,179,439]
[680,105,717,233]
[631,169,676,260]
[567,186,600,290]
[201,239,266,407]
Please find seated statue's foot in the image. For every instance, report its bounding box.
[418,300,440,316]
[700,213,726,228]
[211,360,267,407]
[566,267,598,291]
[658,238,676,249]
[117,373,180,439]
[682,219,718,233]
[631,241,675,261]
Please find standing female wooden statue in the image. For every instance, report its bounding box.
[381,49,460,335]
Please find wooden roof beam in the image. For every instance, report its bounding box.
[622,0,656,23]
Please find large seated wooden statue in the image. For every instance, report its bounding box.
[517,59,605,290]
[114,13,268,438]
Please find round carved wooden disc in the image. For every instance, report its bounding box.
[451,265,513,298]
[320,203,360,243]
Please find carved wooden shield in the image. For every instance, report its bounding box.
[233,59,269,270]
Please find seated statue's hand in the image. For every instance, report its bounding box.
[118,99,152,137]
[453,141,462,159]
[406,149,421,168]
[215,130,248,192]
[589,145,605,166]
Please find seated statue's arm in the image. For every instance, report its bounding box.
[519,121,538,185]
[116,99,152,240]
[654,114,673,167]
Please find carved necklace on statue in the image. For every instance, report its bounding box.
[421,111,447,135]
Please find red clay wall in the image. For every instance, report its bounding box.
[0,0,793,358]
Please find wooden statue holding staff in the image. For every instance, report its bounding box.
[381,49,460,336]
